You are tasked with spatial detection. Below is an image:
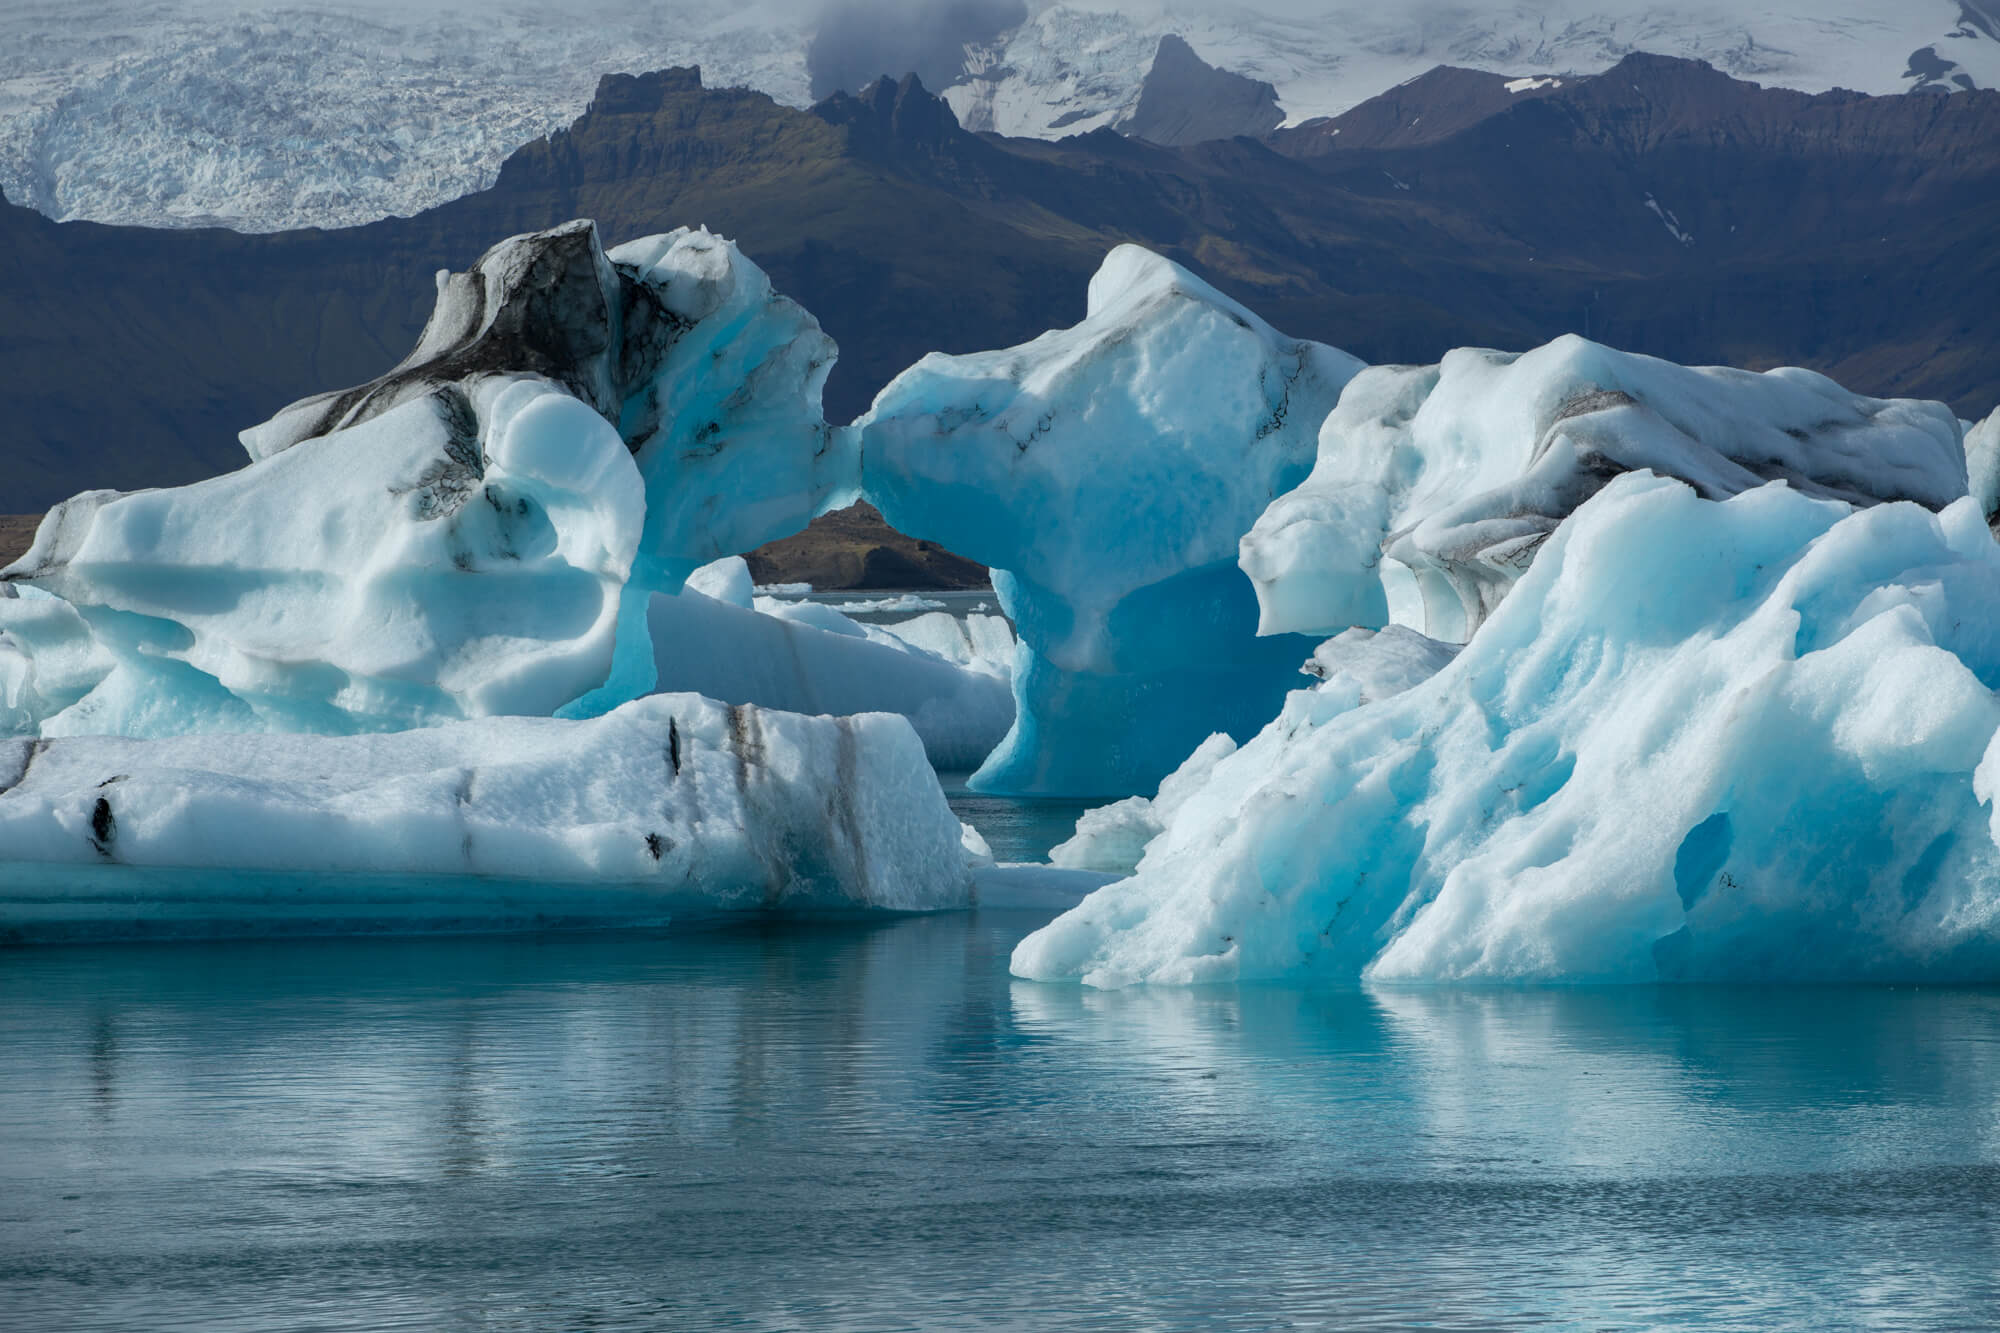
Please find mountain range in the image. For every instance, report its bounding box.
[3,50,1997,515]
[4,0,1996,233]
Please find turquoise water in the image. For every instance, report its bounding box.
[2,912,1998,1332]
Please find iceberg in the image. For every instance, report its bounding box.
[1015,473,2000,986]
[2,222,855,739]
[873,609,1017,680]
[859,245,1364,796]
[3,382,642,736]
[1968,407,2000,529]
[1241,336,1968,644]
[0,695,973,942]
[241,220,853,590]
[647,566,1015,771]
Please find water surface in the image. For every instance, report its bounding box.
[2,913,1997,1331]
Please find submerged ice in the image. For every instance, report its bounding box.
[1015,475,2000,986]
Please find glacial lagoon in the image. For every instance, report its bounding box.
[2,898,1996,1331]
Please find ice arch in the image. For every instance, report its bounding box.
[857,245,1363,796]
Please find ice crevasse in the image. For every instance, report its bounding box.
[1014,473,2000,986]
[859,244,1364,797]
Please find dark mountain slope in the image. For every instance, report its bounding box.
[3,55,1996,513]
[1119,34,1286,146]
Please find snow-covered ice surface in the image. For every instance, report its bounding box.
[859,244,1362,796]
[0,694,973,942]
[6,1,1996,231]
[1014,474,2000,987]
[1241,335,1966,645]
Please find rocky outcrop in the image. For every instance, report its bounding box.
[1117,36,1284,146]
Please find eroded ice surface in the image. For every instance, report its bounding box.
[1016,474,2000,986]
[648,576,1015,772]
[1240,336,1967,644]
[860,245,1363,796]
[1967,407,2000,529]
[243,222,852,591]
[2,223,855,740]
[0,695,971,942]
[3,382,642,736]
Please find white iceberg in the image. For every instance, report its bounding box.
[647,573,1015,771]
[241,221,853,591]
[1967,407,2000,527]
[859,244,1364,795]
[1016,474,2000,986]
[874,610,1018,680]
[1241,335,1968,644]
[3,382,642,737]
[0,695,973,942]
[2,222,857,739]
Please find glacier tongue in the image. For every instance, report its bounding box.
[1241,335,1968,644]
[858,244,1363,796]
[0,694,973,942]
[1014,474,2000,987]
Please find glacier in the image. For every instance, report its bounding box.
[1241,336,1968,645]
[7,1,1994,232]
[1015,473,2000,987]
[859,244,1362,796]
[0,694,971,942]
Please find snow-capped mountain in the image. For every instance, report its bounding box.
[2,0,1996,232]
[946,0,2000,137]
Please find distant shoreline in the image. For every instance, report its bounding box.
[0,515,35,569]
